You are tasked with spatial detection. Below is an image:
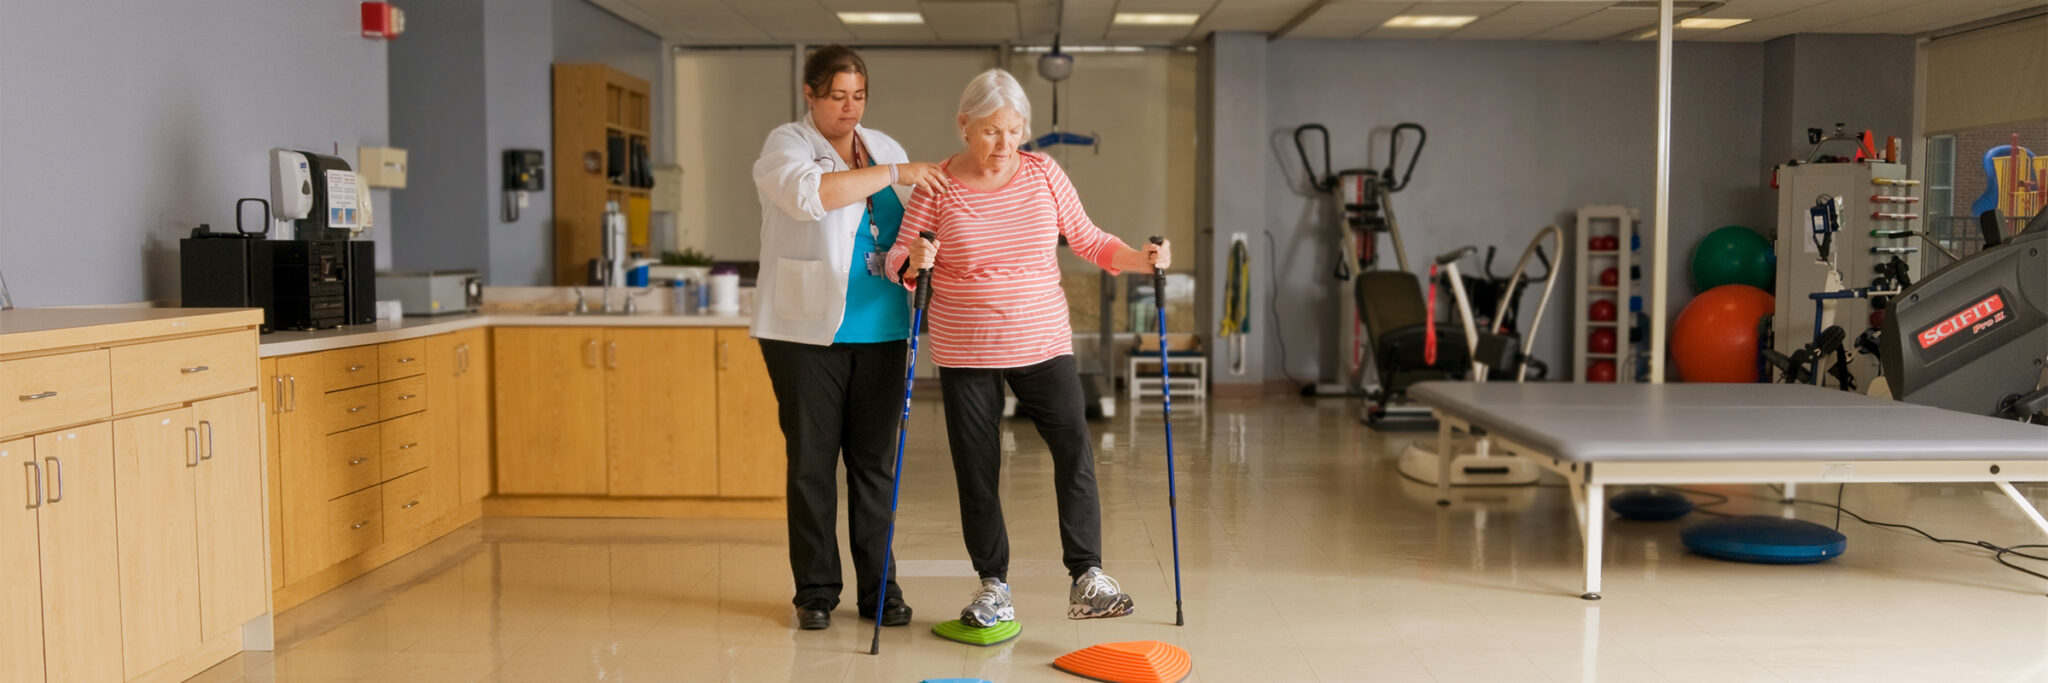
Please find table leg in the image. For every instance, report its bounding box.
[1995,481,2048,539]
[1435,418,1453,505]
[1582,482,1604,600]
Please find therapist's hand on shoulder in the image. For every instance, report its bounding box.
[895,162,948,197]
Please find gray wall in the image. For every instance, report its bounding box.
[388,0,655,285]
[1201,33,1271,389]
[1760,34,1917,170]
[487,0,559,286]
[0,0,389,306]
[390,0,491,275]
[1262,39,1770,385]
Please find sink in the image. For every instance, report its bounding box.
[545,310,644,317]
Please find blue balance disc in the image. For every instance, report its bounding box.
[1681,515,1847,564]
[1608,489,1695,521]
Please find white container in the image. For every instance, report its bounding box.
[708,272,740,316]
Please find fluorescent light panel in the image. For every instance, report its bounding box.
[1677,17,1751,29]
[1383,15,1479,28]
[1112,13,1200,26]
[837,12,923,25]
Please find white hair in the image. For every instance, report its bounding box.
[957,69,1031,134]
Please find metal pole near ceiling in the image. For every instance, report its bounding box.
[1649,0,1673,383]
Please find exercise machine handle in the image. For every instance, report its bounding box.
[1434,246,1477,266]
[1385,123,1427,192]
[1293,124,1334,193]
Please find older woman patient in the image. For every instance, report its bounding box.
[886,69,1169,628]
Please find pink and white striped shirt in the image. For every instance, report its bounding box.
[887,151,1128,369]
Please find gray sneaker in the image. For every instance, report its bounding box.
[1067,567,1135,620]
[960,578,1015,627]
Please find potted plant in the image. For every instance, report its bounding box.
[650,247,714,284]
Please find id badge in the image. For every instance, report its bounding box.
[865,251,886,277]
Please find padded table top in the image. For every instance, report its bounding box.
[1408,382,2048,463]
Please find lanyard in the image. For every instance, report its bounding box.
[851,134,880,243]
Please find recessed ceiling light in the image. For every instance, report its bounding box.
[1383,15,1479,29]
[1677,17,1751,29]
[837,12,923,25]
[1112,13,1201,26]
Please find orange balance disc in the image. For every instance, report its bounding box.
[1052,641,1192,683]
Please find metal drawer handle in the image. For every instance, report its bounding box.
[45,458,62,504]
[287,375,298,412]
[398,394,417,401]
[399,442,419,450]
[23,460,42,509]
[349,405,368,413]
[349,458,368,466]
[351,520,369,530]
[273,376,285,413]
[348,364,368,372]
[401,500,420,510]
[181,365,210,374]
[398,357,417,364]
[19,391,56,401]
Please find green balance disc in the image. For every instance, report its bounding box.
[931,619,1021,647]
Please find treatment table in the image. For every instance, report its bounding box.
[1408,382,2048,599]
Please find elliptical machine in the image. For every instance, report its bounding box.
[1293,122,1426,400]
[1395,227,1565,486]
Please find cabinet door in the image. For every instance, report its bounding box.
[715,329,786,497]
[494,328,606,494]
[456,329,494,504]
[37,423,124,683]
[1,438,44,683]
[193,391,268,640]
[427,333,461,515]
[260,357,284,591]
[113,407,202,677]
[605,328,718,496]
[276,352,331,584]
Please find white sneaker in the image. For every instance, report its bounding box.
[1067,567,1135,620]
[960,578,1015,627]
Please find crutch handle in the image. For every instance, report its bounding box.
[914,231,937,310]
[1148,235,1167,297]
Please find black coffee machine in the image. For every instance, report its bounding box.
[181,196,376,332]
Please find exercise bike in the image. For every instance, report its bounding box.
[1394,226,1564,487]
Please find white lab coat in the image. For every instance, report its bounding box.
[751,117,912,345]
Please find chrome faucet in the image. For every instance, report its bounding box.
[599,201,625,314]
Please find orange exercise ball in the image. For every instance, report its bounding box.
[1672,284,1775,382]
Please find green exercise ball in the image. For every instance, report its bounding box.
[1691,226,1773,293]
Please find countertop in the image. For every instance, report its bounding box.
[1,307,263,356]
[257,311,753,357]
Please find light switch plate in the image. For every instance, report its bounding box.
[358,146,409,188]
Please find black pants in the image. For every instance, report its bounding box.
[939,354,1103,582]
[759,338,907,612]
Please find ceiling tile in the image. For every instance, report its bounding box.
[1444,1,1607,40]
[1060,0,1118,41]
[1825,0,2032,34]
[1195,0,1315,34]
[844,23,942,41]
[923,1,1020,41]
[1281,2,1412,39]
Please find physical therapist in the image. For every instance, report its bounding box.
[750,44,948,632]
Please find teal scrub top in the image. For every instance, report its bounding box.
[833,186,910,344]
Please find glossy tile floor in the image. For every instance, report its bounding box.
[193,397,2048,682]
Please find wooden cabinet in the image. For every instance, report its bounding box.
[493,328,606,494]
[112,408,202,676]
[192,392,267,640]
[2,437,47,683]
[553,64,654,285]
[1,307,266,683]
[716,329,785,497]
[261,358,284,591]
[34,424,126,683]
[606,328,718,496]
[454,330,493,504]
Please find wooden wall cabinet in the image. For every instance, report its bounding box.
[552,63,652,285]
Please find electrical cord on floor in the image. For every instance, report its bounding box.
[1764,484,2048,586]
[1264,230,1305,391]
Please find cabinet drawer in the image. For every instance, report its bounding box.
[381,471,434,539]
[326,486,383,563]
[324,425,381,499]
[109,331,257,414]
[1,350,110,437]
[380,375,428,419]
[380,412,429,479]
[323,385,380,434]
[379,340,427,382]
[321,347,382,393]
